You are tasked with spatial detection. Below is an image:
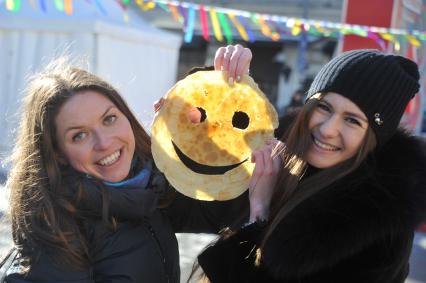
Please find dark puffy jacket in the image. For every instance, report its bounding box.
[199,129,426,283]
[5,166,248,283]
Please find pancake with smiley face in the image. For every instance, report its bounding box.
[151,71,278,201]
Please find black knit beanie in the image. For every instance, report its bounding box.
[307,49,420,145]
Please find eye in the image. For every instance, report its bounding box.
[104,115,117,125]
[317,102,330,112]
[232,111,250,130]
[345,117,362,126]
[197,107,207,123]
[72,132,87,142]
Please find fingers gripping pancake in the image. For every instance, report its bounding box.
[151,71,278,201]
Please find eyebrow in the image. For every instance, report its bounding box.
[64,105,116,135]
[321,99,368,123]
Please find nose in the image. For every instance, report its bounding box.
[318,115,340,139]
[93,130,112,151]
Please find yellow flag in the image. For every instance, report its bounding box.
[229,13,249,41]
[6,0,14,10]
[380,33,394,41]
[210,8,224,42]
[407,35,421,47]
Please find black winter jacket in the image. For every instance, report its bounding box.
[199,129,426,283]
[5,164,248,283]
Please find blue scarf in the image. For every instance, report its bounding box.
[103,159,152,189]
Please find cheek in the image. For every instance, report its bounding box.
[344,129,366,156]
[308,111,322,130]
[122,121,136,153]
[63,144,92,168]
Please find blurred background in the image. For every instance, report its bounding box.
[0,0,425,282]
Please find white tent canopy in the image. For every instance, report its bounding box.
[0,1,181,159]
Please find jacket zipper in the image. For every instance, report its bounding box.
[144,217,170,283]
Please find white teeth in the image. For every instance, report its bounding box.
[313,138,340,151]
[98,150,120,166]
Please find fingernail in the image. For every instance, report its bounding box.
[228,77,234,86]
[236,75,241,82]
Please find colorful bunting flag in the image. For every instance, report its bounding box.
[210,8,223,42]
[94,0,107,15]
[6,0,14,11]
[218,12,233,44]
[157,2,169,12]
[146,2,156,10]
[199,5,210,41]
[54,0,64,12]
[229,13,249,41]
[407,35,421,47]
[168,4,183,23]
[257,16,272,38]
[178,4,187,28]
[184,5,195,43]
[38,0,46,12]
[64,0,72,15]
[3,0,426,47]
[237,15,255,42]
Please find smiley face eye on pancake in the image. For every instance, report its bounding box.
[197,107,207,122]
[232,111,249,130]
[151,71,278,201]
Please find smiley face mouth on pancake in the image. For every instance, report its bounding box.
[172,141,247,175]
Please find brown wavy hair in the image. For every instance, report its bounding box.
[7,58,152,270]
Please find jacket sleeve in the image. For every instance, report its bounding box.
[198,223,262,283]
[261,170,409,279]
[5,250,94,283]
[164,190,250,233]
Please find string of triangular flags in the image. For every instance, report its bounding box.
[4,0,425,50]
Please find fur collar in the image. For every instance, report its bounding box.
[261,128,426,279]
[372,129,426,225]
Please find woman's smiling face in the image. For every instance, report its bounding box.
[305,92,369,168]
[55,90,135,182]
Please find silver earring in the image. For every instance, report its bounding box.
[374,113,383,126]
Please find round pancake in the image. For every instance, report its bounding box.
[151,70,278,200]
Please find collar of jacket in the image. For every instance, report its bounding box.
[63,159,169,219]
[368,128,426,225]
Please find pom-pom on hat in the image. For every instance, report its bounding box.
[307,49,420,145]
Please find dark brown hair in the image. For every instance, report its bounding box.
[262,93,377,246]
[190,93,377,283]
[7,58,152,270]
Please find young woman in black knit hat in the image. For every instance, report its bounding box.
[196,46,426,283]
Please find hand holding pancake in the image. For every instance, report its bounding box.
[249,139,281,222]
[214,44,252,84]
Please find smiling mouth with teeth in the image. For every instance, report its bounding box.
[98,150,121,166]
[312,136,341,151]
[172,141,247,175]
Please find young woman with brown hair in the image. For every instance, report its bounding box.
[3,58,250,283]
[198,48,426,283]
